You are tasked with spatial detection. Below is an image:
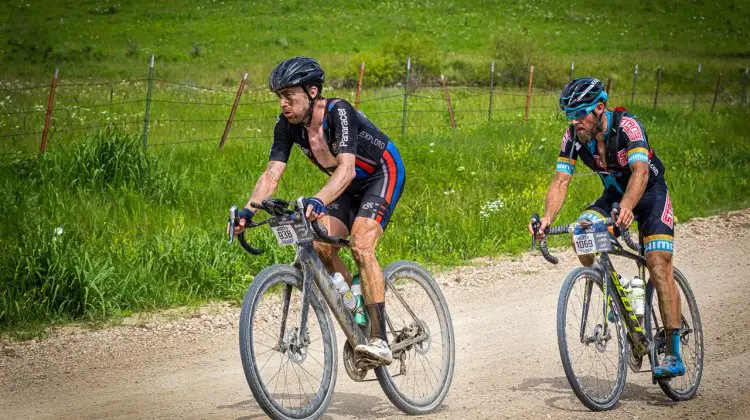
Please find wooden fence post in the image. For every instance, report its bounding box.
[711,72,722,112]
[219,72,248,151]
[743,66,748,106]
[524,65,534,122]
[605,77,612,95]
[441,75,456,131]
[39,68,59,156]
[354,62,365,110]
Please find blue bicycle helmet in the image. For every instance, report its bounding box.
[559,77,608,120]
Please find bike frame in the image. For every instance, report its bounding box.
[247,198,426,358]
[593,244,650,357]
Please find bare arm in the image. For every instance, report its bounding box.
[543,171,573,223]
[313,153,356,205]
[245,160,287,212]
[620,161,648,210]
[616,161,648,227]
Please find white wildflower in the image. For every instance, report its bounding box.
[480,199,505,218]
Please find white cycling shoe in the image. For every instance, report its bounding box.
[354,338,393,366]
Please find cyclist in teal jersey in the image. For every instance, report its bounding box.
[529,77,684,378]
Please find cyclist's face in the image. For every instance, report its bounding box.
[571,104,604,142]
[277,87,310,124]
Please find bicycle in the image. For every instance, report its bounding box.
[228,197,455,420]
[529,203,703,411]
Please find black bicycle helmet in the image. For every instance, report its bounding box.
[559,77,608,120]
[268,56,325,93]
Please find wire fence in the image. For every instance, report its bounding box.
[1,57,748,159]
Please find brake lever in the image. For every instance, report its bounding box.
[530,213,540,251]
[228,205,238,244]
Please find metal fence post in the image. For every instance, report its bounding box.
[354,62,365,110]
[39,68,59,156]
[711,72,722,112]
[630,64,638,106]
[441,75,456,131]
[524,65,534,122]
[143,54,155,150]
[692,64,701,112]
[488,60,495,122]
[570,61,575,81]
[653,66,662,109]
[219,72,248,151]
[400,57,410,140]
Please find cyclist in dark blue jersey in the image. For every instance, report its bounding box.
[528,77,684,379]
[234,57,405,365]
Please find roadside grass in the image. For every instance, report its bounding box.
[1,94,748,330]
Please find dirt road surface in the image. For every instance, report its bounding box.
[2,210,749,419]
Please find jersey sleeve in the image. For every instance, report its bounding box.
[268,114,293,162]
[330,100,359,156]
[620,116,650,166]
[556,126,578,175]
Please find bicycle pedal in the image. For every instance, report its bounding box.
[355,358,380,370]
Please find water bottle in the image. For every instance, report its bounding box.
[631,275,645,316]
[331,272,357,311]
[351,275,367,326]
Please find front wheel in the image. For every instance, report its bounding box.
[375,260,455,415]
[644,267,704,401]
[239,264,337,420]
[557,267,629,411]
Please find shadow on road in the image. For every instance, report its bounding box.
[514,376,682,412]
[221,391,452,419]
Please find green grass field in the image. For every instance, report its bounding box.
[1,0,749,333]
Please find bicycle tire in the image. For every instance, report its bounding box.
[557,267,628,411]
[644,267,704,401]
[375,260,455,415]
[239,264,337,420]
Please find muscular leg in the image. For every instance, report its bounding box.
[646,250,681,330]
[349,216,385,304]
[312,215,352,283]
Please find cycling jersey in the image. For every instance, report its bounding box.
[269,98,405,230]
[558,110,674,253]
[556,110,666,195]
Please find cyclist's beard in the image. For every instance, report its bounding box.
[576,115,604,143]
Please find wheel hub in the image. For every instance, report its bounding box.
[282,327,308,364]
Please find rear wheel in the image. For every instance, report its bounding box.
[375,261,455,415]
[644,267,704,401]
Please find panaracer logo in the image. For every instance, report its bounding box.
[338,108,349,147]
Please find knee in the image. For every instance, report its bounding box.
[314,242,339,261]
[646,251,672,278]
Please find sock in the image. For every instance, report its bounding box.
[665,328,681,358]
[366,303,387,343]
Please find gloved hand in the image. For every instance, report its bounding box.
[304,197,327,221]
[234,207,255,235]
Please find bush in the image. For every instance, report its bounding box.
[349,52,399,87]
[491,34,536,88]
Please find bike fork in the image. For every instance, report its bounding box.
[580,278,593,343]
